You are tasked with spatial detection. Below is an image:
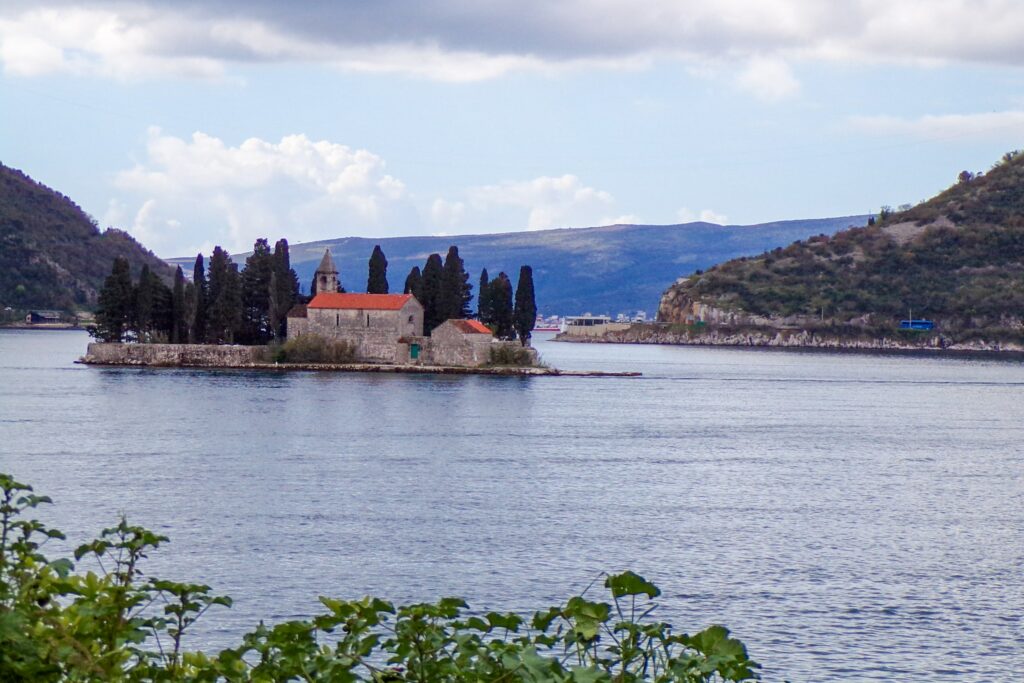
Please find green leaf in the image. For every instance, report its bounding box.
[604,571,661,599]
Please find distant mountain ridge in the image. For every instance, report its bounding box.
[172,217,868,315]
[658,149,1024,337]
[0,163,173,311]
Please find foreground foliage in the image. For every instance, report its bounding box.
[0,474,759,682]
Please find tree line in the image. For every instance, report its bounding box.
[93,240,537,346]
[92,238,300,344]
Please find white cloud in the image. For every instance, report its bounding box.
[677,207,728,225]
[110,128,413,254]
[2,1,1024,86]
[463,175,618,231]
[849,110,1024,140]
[735,56,800,101]
[106,129,637,254]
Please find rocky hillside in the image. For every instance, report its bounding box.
[0,163,173,311]
[241,217,868,316]
[659,150,1024,335]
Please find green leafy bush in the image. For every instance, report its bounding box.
[487,344,536,367]
[0,474,760,681]
[274,334,356,363]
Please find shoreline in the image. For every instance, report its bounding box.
[77,342,640,377]
[554,330,1024,359]
[76,358,640,377]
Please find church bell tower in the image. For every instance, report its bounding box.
[312,248,339,296]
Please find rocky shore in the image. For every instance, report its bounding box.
[555,326,1024,355]
[78,342,640,377]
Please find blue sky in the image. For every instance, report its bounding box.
[2,1,1023,257]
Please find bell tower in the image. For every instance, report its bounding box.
[312,248,339,296]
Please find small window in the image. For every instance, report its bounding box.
[366,314,370,327]
[408,315,414,324]
[336,313,339,326]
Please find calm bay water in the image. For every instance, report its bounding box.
[1,328,1022,681]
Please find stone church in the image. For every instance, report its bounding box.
[288,248,536,367]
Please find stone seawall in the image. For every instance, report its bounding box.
[555,327,1024,354]
[82,343,267,367]
[80,342,638,376]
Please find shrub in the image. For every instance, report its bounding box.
[0,474,760,682]
[275,334,356,363]
[488,344,535,366]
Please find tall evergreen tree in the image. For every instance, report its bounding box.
[150,269,174,340]
[269,239,300,341]
[478,268,491,323]
[367,245,389,294]
[241,238,274,344]
[133,264,155,341]
[421,253,445,334]
[133,264,172,342]
[491,272,516,341]
[514,265,537,346]
[404,266,423,303]
[190,253,208,343]
[207,246,242,343]
[441,246,473,320]
[171,266,186,344]
[93,257,134,342]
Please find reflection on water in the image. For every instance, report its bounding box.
[1,329,1022,682]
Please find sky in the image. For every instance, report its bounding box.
[2,1,1023,258]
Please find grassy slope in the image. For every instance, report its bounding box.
[0,163,173,311]
[661,151,1024,330]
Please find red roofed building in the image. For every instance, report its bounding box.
[285,249,536,367]
[430,319,499,366]
[288,287,424,363]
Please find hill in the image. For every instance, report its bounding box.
[658,150,1024,337]
[0,163,173,311]
[171,217,867,316]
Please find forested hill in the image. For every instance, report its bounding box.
[0,163,172,311]
[242,217,868,316]
[659,150,1024,331]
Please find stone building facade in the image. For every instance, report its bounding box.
[286,249,537,368]
[288,292,424,363]
[429,319,503,367]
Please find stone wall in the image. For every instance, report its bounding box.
[295,301,423,363]
[427,323,494,366]
[561,321,631,338]
[82,343,266,366]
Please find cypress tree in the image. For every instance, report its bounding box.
[190,253,208,343]
[268,239,299,339]
[367,245,389,294]
[404,266,423,303]
[241,238,274,344]
[514,265,537,346]
[421,253,444,334]
[150,269,174,341]
[171,266,186,344]
[491,272,516,341]
[478,268,491,323]
[133,264,155,341]
[207,246,242,343]
[93,257,133,342]
[269,239,300,341]
[441,246,472,320]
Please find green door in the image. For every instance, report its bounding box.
[410,343,420,360]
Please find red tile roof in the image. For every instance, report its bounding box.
[309,293,414,311]
[450,319,493,335]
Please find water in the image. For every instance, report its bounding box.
[1,328,1022,681]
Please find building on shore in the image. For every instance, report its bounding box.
[287,249,537,367]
